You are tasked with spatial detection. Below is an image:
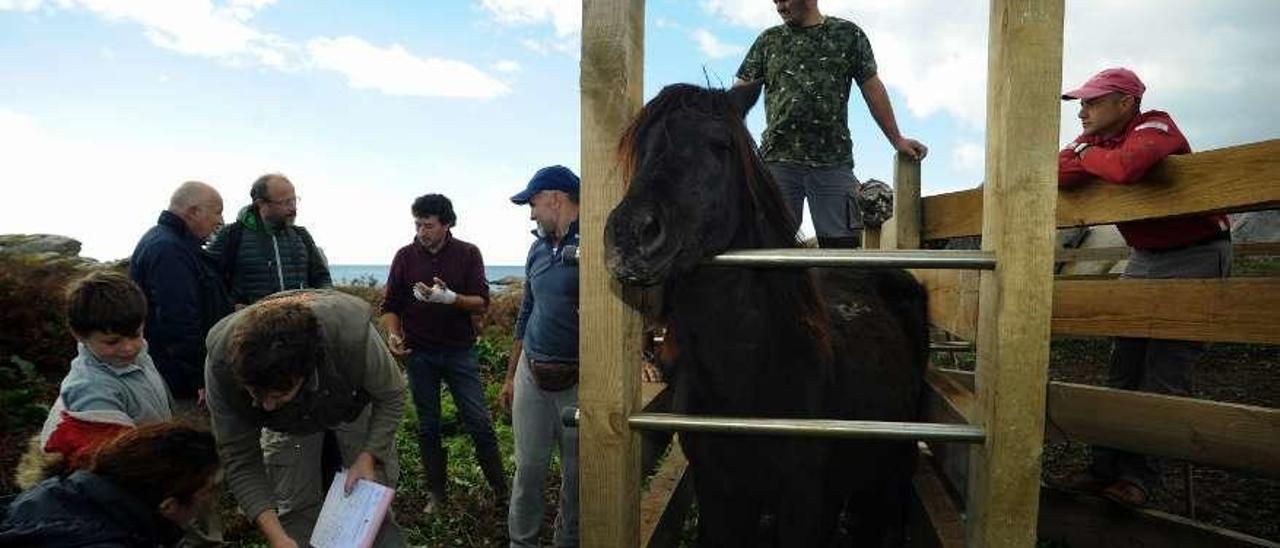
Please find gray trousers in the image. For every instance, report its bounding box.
[1090,237,1232,490]
[261,405,404,546]
[767,162,861,239]
[509,352,579,547]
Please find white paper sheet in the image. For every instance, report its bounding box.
[309,470,395,548]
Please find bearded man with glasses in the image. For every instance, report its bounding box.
[208,172,333,307]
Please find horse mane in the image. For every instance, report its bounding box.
[616,84,832,357]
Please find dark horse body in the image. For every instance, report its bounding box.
[605,82,930,547]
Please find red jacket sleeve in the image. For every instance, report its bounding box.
[1078,122,1186,183]
[1058,146,1092,188]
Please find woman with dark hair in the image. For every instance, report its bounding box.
[0,422,220,547]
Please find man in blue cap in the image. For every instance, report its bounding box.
[500,165,581,547]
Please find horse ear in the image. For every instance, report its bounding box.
[728,80,763,119]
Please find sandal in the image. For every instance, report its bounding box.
[1100,479,1148,507]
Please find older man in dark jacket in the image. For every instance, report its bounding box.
[130,181,233,406]
[207,173,332,306]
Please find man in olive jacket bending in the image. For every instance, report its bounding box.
[205,289,407,547]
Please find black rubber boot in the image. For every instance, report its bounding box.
[477,445,509,509]
[422,443,448,514]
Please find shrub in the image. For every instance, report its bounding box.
[0,254,104,383]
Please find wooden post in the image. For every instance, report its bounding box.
[863,226,882,249]
[893,152,923,250]
[967,1,1063,546]
[580,1,645,546]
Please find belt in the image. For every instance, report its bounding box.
[529,358,578,367]
[1141,230,1230,254]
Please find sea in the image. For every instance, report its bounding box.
[329,264,525,288]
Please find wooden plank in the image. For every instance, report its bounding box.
[1057,241,1280,263]
[925,367,975,424]
[863,226,882,250]
[911,449,967,548]
[640,383,674,476]
[579,1,646,546]
[1053,278,1280,344]
[1045,381,1280,478]
[893,153,923,250]
[1057,140,1280,228]
[968,2,1062,546]
[1038,486,1280,548]
[922,189,984,242]
[921,369,974,507]
[912,269,980,341]
[639,444,692,548]
[922,140,1280,240]
[919,276,1280,344]
[936,369,1280,478]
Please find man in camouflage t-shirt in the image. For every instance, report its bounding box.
[736,0,927,248]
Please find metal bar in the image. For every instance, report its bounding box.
[626,412,986,443]
[930,341,975,352]
[703,249,996,270]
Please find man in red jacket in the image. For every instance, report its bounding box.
[1058,68,1232,507]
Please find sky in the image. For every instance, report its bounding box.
[1,0,1277,265]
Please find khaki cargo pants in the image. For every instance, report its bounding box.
[261,405,405,546]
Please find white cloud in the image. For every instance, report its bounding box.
[951,141,983,173]
[48,0,299,68]
[0,0,43,11]
[493,59,522,73]
[479,0,580,37]
[225,0,275,21]
[699,0,776,28]
[479,0,579,58]
[690,28,742,59]
[306,36,509,99]
[3,1,513,100]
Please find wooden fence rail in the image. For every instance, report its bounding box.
[916,271,1280,345]
[921,139,1280,241]
[927,369,1280,478]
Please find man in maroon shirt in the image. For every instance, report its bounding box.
[1059,68,1232,507]
[380,193,507,513]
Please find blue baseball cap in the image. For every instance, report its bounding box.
[511,165,580,205]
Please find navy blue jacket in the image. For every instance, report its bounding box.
[130,211,232,399]
[0,470,183,547]
[515,221,580,362]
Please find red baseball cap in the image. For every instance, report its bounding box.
[1062,68,1146,101]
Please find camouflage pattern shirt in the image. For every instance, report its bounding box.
[737,17,878,168]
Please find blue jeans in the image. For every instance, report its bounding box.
[404,348,503,494]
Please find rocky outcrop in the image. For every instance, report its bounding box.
[0,234,82,257]
[0,234,112,269]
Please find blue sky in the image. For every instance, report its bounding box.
[2,0,1277,265]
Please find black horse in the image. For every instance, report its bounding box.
[605,82,930,547]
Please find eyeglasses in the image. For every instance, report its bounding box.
[265,196,299,207]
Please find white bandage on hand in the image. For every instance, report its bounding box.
[426,284,457,304]
[413,281,457,305]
